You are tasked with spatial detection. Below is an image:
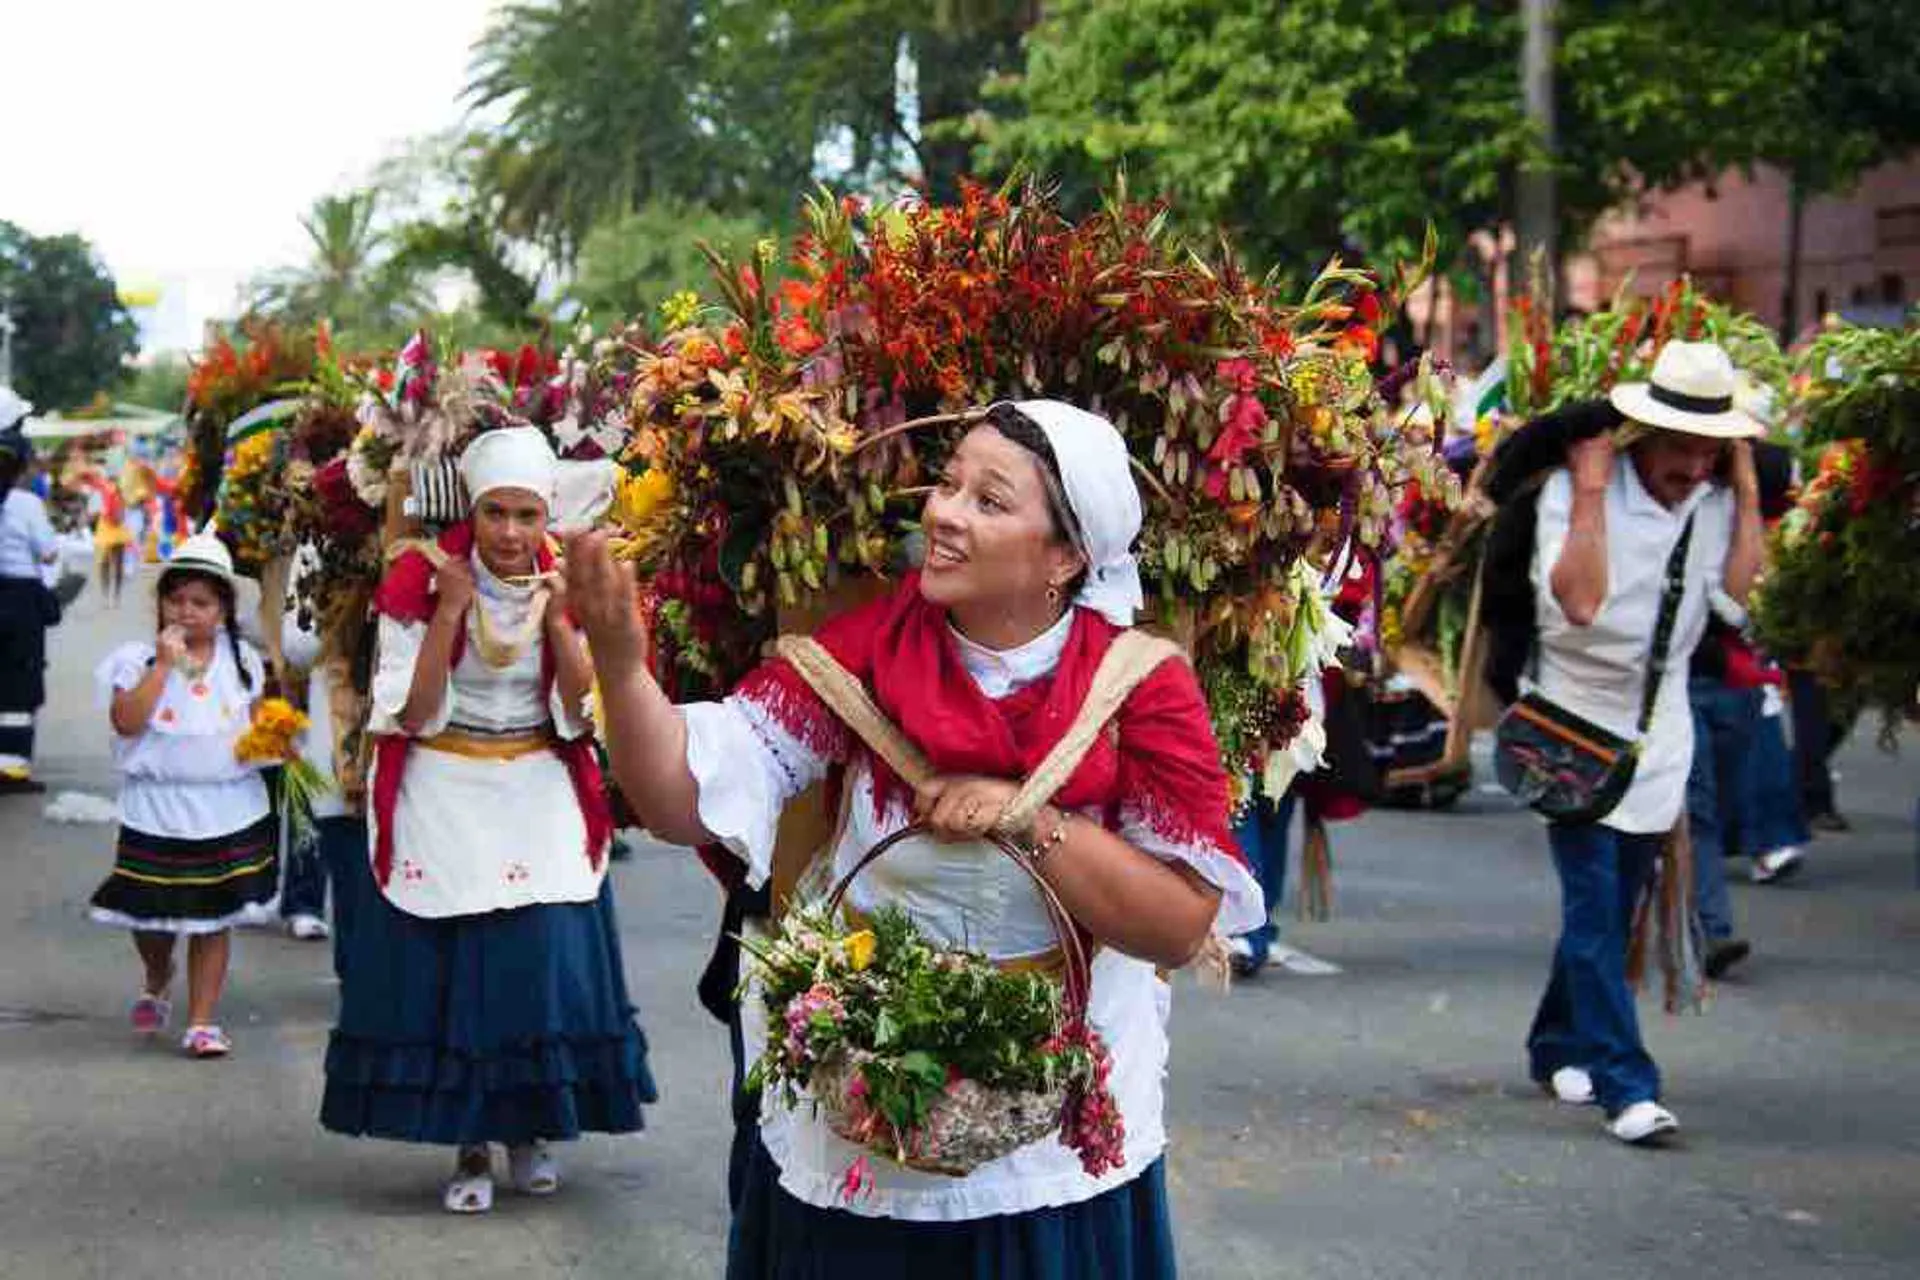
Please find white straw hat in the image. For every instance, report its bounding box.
[1609,341,1764,439]
[164,532,237,588]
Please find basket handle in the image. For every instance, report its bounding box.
[822,824,1092,1021]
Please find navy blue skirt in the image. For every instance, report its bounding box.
[319,827,657,1146]
[727,1139,1177,1280]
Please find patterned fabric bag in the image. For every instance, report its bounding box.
[1494,517,1694,824]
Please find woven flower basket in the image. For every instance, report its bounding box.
[808,824,1095,1177]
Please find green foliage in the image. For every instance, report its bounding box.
[975,0,1920,287]
[465,0,1037,258]
[742,903,1085,1135]
[1755,321,1920,734]
[568,201,773,328]
[120,354,193,414]
[246,191,436,344]
[0,221,140,411]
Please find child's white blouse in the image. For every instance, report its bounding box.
[97,638,269,839]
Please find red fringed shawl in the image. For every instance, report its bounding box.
[735,575,1246,867]
[368,521,612,889]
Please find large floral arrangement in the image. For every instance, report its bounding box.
[603,181,1444,787]
[1504,277,1788,421]
[1382,280,1787,702]
[1756,319,1920,734]
[742,903,1122,1190]
[181,321,322,525]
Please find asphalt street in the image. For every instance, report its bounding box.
[2,574,1915,1279]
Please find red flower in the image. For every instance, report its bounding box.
[775,314,824,359]
[1338,325,1381,362]
[1356,290,1383,327]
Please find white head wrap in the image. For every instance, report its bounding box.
[1006,399,1145,627]
[458,426,557,512]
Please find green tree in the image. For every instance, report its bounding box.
[0,221,139,411]
[248,191,433,338]
[465,0,1038,255]
[121,354,193,414]
[976,0,1890,295]
[567,200,773,326]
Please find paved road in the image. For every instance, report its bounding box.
[2,575,1916,1279]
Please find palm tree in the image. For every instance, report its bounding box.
[250,192,431,336]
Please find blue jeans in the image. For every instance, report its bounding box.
[1747,706,1810,855]
[1687,679,1759,941]
[1527,822,1663,1115]
[1231,791,1297,966]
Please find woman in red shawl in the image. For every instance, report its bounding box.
[566,401,1261,1279]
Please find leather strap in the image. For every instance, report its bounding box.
[1637,515,1696,736]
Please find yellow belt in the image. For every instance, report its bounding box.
[418,728,554,762]
[838,902,1072,977]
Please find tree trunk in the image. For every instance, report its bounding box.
[1514,0,1559,305]
[1779,174,1807,342]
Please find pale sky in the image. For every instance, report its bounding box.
[5,0,504,356]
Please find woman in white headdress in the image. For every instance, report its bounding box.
[320,426,656,1214]
[566,402,1262,1278]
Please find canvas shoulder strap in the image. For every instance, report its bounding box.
[771,629,1182,836]
[996,631,1181,835]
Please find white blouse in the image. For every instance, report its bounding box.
[364,556,602,919]
[97,638,270,839]
[683,620,1264,1222]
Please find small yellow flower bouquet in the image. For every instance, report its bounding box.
[235,697,328,851]
[235,697,309,764]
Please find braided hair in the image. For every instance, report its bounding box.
[155,567,254,692]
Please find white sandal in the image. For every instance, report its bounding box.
[443,1146,495,1214]
[508,1140,561,1195]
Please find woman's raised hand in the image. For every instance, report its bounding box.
[560,530,647,672]
[915,775,1022,843]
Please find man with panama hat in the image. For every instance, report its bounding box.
[1523,339,1765,1145]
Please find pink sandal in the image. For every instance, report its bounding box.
[130,993,171,1035]
[181,1025,231,1059]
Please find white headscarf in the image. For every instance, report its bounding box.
[458,426,558,512]
[1006,399,1145,627]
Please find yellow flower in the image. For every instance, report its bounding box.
[842,929,876,972]
[614,469,675,534]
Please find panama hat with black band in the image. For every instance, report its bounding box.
[1608,340,1764,439]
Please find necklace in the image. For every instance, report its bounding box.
[468,590,551,669]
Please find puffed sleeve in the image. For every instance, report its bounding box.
[1112,657,1267,936]
[95,641,156,711]
[682,658,850,887]
[367,616,453,738]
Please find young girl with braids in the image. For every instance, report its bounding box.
[90,533,278,1059]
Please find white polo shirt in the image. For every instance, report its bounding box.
[1528,462,1734,833]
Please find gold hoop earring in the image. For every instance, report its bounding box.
[1046,583,1062,607]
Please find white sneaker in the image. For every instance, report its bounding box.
[1607,1101,1679,1145]
[1752,847,1804,884]
[1547,1066,1597,1106]
[1266,943,1342,976]
[287,914,331,941]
